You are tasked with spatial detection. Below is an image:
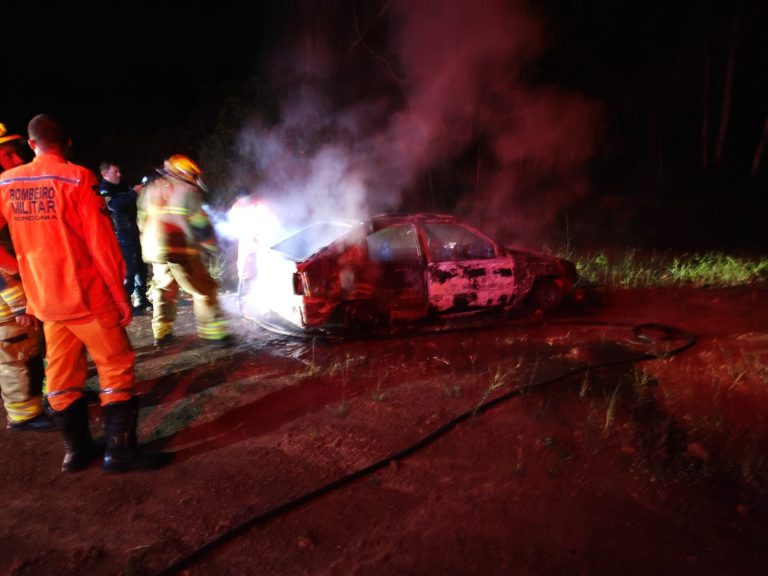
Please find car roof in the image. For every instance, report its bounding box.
[277,213,487,262]
[370,213,460,227]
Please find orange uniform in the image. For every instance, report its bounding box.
[0,152,135,410]
[0,153,126,320]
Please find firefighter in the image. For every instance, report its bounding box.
[0,122,54,432]
[0,114,169,473]
[0,123,25,171]
[138,154,231,348]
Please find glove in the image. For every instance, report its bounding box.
[116,300,133,327]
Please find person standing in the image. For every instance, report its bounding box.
[0,122,54,432]
[138,154,231,348]
[98,161,151,311]
[0,114,167,473]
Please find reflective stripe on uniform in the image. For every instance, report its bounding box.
[0,280,27,324]
[1,284,24,304]
[165,246,200,256]
[0,174,81,186]
[189,212,209,228]
[5,397,43,423]
[161,206,189,216]
[152,320,174,340]
[99,387,135,395]
[197,318,229,340]
[99,387,136,407]
[46,387,88,397]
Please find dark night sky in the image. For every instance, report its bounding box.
[4,1,268,170]
[3,1,767,248]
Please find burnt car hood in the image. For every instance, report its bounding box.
[506,248,577,279]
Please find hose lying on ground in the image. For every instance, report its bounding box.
[155,322,695,576]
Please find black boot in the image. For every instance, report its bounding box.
[7,412,57,432]
[50,397,99,473]
[102,397,172,473]
[101,398,138,473]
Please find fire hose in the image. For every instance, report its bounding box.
[155,321,695,575]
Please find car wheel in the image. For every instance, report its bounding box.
[344,300,386,329]
[528,278,563,312]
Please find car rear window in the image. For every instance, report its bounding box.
[270,222,355,261]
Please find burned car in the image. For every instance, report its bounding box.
[239,213,576,332]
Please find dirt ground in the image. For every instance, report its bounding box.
[2,286,768,576]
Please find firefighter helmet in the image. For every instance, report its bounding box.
[158,154,208,191]
[0,123,22,145]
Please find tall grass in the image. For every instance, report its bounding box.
[569,249,768,289]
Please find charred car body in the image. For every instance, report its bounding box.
[239,214,576,332]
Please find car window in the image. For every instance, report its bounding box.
[423,222,496,262]
[367,224,420,262]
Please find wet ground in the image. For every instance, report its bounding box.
[1,287,768,575]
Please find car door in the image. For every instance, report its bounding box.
[365,223,428,320]
[422,221,516,313]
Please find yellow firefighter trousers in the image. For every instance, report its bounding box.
[0,320,45,423]
[151,256,229,341]
[43,312,135,411]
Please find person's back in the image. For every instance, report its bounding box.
[1,154,126,320]
[139,154,230,348]
[140,174,207,263]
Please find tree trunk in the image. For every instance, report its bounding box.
[701,30,711,171]
[714,8,740,168]
[750,114,768,178]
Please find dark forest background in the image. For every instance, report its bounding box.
[4,0,767,249]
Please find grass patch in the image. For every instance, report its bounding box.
[566,249,768,289]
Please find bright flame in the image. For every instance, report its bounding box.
[244,249,305,323]
[208,194,307,323]
[232,197,282,279]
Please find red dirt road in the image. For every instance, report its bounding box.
[2,287,767,575]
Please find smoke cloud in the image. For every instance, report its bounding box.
[229,0,601,248]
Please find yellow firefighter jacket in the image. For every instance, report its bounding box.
[0,266,27,323]
[0,232,30,323]
[138,176,216,263]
